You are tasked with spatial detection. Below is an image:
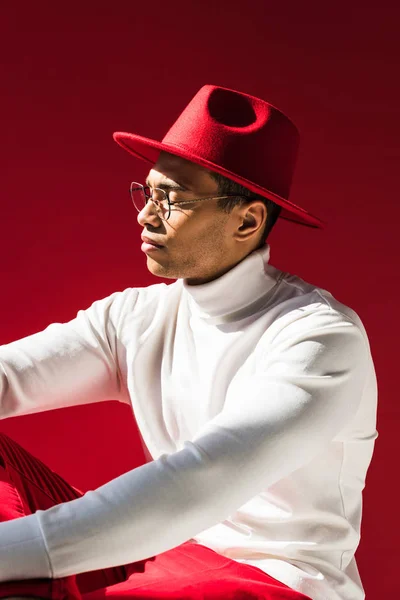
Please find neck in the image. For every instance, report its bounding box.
[181,244,280,325]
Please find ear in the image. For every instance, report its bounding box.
[236,201,267,242]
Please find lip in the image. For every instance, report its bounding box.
[141,235,164,248]
[141,242,164,254]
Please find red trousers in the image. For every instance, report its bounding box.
[0,432,311,600]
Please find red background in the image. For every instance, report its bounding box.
[0,2,398,597]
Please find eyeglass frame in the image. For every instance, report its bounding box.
[130,181,254,221]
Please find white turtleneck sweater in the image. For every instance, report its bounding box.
[0,244,377,600]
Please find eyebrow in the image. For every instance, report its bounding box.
[145,177,188,190]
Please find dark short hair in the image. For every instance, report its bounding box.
[209,171,282,247]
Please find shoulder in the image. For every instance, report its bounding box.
[263,266,371,353]
[79,280,179,330]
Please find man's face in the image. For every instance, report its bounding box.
[137,152,262,285]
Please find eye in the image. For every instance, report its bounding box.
[167,189,179,201]
[169,186,189,200]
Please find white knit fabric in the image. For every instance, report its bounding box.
[0,244,377,600]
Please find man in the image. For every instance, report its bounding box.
[0,85,377,600]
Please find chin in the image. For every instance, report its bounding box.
[146,259,177,280]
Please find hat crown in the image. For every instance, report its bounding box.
[162,85,300,200]
[207,86,270,131]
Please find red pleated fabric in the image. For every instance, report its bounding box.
[0,433,311,600]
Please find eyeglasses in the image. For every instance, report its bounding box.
[130,182,250,221]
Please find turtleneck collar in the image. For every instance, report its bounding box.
[181,244,281,325]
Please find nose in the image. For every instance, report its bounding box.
[137,200,162,227]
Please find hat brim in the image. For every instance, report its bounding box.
[113,131,325,229]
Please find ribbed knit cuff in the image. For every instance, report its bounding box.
[0,513,51,582]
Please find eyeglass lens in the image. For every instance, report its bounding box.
[130,184,149,212]
[130,184,170,219]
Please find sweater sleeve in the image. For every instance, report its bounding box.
[0,289,133,419]
[0,305,372,582]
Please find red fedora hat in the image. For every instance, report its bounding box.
[113,85,324,229]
